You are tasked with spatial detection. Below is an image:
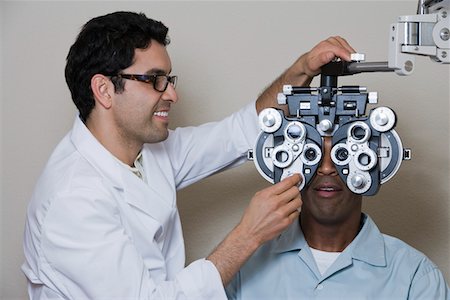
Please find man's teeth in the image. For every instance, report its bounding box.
[320,187,336,191]
[154,111,168,117]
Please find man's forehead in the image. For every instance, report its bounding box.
[131,44,172,73]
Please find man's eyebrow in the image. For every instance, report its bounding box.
[146,68,172,75]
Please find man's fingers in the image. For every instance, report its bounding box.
[281,197,302,215]
[270,174,301,195]
[327,36,356,54]
[319,36,355,62]
[273,185,300,204]
[288,208,301,222]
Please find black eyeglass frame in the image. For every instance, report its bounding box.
[115,74,177,92]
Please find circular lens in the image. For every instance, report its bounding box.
[304,148,317,161]
[351,125,367,140]
[348,122,371,144]
[275,150,289,163]
[287,124,303,140]
[358,153,371,166]
[335,147,349,161]
[353,149,377,171]
[331,143,350,166]
[301,143,322,166]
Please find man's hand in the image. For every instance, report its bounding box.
[290,36,355,78]
[207,174,302,286]
[236,174,302,246]
[256,36,355,114]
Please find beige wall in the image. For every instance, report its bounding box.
[1,1,449,298]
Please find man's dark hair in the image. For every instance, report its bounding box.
[65,11,169,122]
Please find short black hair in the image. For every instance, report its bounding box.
[65,11,169,122]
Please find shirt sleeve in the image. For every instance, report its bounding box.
[164,101,260,190]
[408,258,450,299]
[176,259,227,300]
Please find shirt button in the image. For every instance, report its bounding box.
[317,284,324,290]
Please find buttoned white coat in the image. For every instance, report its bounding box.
[22,102,259,299]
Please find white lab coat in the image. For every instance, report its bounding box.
[22,102,259,299]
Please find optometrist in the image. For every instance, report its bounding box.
[22,11,354,300]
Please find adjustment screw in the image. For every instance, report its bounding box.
[440,28,449,41]
[263,113,276,127]
[318,119,333,132]
[375,112,389,126]
[351,175,365,188]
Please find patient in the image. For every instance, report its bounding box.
[226,137,449,299]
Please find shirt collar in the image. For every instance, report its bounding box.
[113,151,147,182]
[350,214,386,267]
[271,214,386,267]
[272,217,308,254]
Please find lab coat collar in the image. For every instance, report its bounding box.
[70,117,174,223]
[120,165,174,241]
[70,116,123,189]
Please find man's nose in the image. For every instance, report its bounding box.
[162,83,178,103]
[317,137,338,176]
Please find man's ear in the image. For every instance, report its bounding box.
[91,74,113,109]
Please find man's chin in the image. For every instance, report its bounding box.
[145,130,169,144]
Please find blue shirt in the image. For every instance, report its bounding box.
[226,214,449,300]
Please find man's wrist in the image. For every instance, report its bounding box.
[285,53,316,85]
[232,223,262,253]
[206,223,261,286]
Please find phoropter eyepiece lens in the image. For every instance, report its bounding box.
[358,153,371,166]
[335,147,349,161]
[304,148,317,161]
[287,124,303,140]
[351,125,367,140]
[275,150,289,163]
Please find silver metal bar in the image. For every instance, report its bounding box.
[417,0,426,14]
[347,62,395,73]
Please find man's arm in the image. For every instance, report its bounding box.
[207,174,302,286]
[207,36,356,286]
[255,36,355,114]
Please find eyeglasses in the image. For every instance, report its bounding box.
[116,74,177,92]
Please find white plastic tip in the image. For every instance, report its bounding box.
[351,53,365,62]
[283,85,293,95]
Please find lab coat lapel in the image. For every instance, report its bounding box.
[70,117,175,280]
[120,167,174,229]
[122,142,177,227]
[71,116,175,227]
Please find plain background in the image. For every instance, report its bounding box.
[1,1,449,298]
